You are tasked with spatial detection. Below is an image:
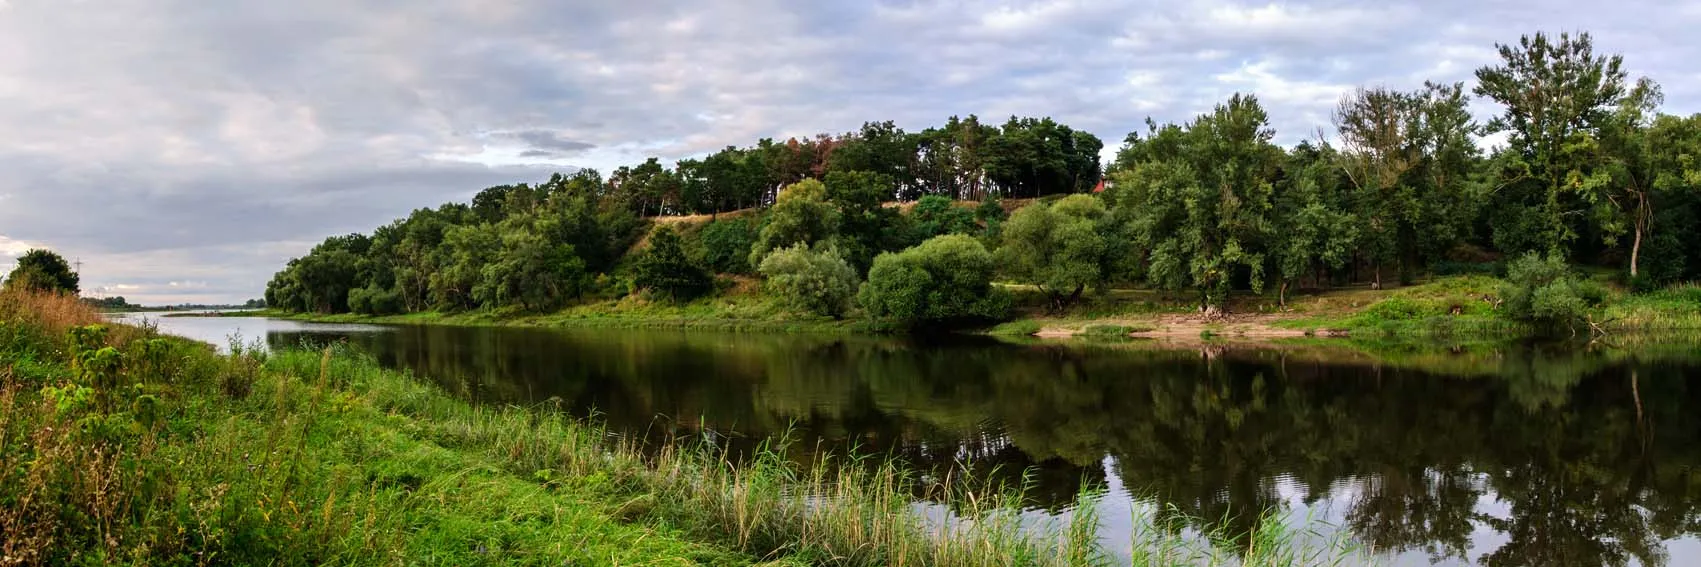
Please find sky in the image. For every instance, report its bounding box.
[2,0,1699,305]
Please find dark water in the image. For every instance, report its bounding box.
[122,313,1701,566]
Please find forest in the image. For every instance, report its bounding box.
[266,31,1701,329]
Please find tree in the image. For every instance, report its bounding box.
[431,224,502,311]
[1475,31,1635,257]
[475,224,587,311]
[910,195,978,240]
[758,244,859,318]
[1638,113,1701,286]
[1108,94,1281,313]
[1271,142,1359,306]
[997,195,1109,311]
[823,170,906,273]
[859,234,1010,327]
[749,179,839,268]
[1578,79,1664,278]
[914,116,997,199]
[699,219,758,274]
[1333,82,1480,286]
[828,121,917,195]
[633,226,713,301]
[984,117,1103,198]
[4,249,80,294]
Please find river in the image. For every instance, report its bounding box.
[118,312,1701,566]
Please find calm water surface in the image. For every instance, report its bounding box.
[120,312,1701,566]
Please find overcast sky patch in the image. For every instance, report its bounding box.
[1,0,1697,303]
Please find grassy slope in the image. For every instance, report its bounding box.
[4,290,1370,566]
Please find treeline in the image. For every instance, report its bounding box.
[269,31,1701,325]
[577,115,1101,217]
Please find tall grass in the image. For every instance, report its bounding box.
[1606,283,1701,331]
[2,288,1373,566]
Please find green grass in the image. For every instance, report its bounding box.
[988,320,1045,336]
[275,290,879,334]
[1273,276,1529,338]
[1604,284,1701,331]
[3,290,1374,566]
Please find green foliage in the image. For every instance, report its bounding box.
[5,248,81,294]
[634,226,714,301]
[757,244,859,318]
[997,195,1109,311]
[859,235,1011,327]
[348,284,404,315]
[1501,252,1607,331]
[260,36,1701,324]
[983,117,1103,198]
[699,219,758,274]
[823,170,907,274]
[475,229,587,311]
[1475,31,1637,256]
[1108,94,1279,311]
[750,179,840,268]
[1332,83,1479,284]
[910,195,978,239]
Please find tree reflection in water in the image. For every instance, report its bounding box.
[270,326,1701,566]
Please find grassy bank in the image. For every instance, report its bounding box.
[261,274,1699,344]
[261,292,879,334]
[2,290,1371,566]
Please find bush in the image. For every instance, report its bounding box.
[996,194,1107,311]
[749,180,839,268]
[909,195,977,239]
[699,219,757,274]
[348,285,404,315]
[858,235,1011,327]
[633,227,713,301]
[757,245,859,318]
[1500,252,1605,332]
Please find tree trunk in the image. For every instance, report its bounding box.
[1278,281,1288,308]
[1630,192,1647,278]
[1630,225,1643,278]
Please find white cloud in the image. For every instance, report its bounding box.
[1,0,1699,302]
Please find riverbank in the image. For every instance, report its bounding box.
[248,275,1701,343]
[3,290,1371,565]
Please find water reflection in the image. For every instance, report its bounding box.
[140,314,1701,566]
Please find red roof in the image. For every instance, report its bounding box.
[1091,179,1105,193]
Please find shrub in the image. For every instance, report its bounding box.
[633,227,713,301]
[1500,252,1606,332]
[909,195,977,239]
[757,244,859,318]
[348,285,404,315]
[699,219,758,274]
[749,180,839,268]
[858,235,1011,327]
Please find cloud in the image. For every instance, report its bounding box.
[2,0,1698,303]
[511,130,597,154]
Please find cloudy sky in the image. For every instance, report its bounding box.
[2,0,1698,305]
